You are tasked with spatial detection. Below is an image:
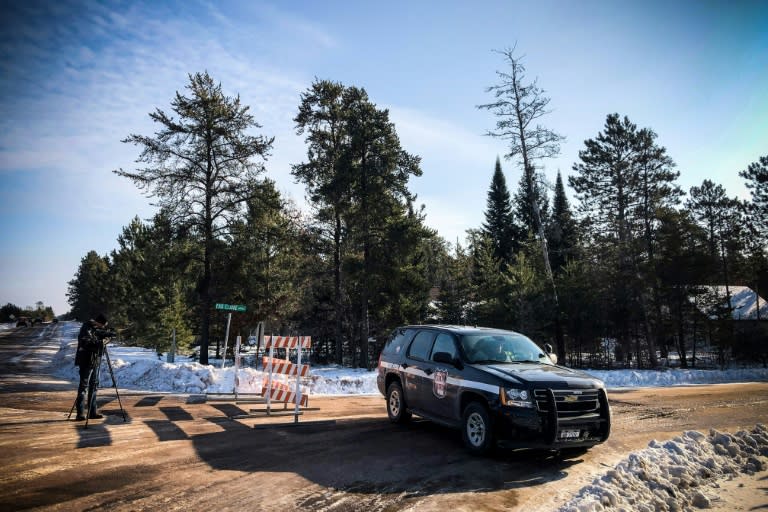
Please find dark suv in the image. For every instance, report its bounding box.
[376,325,611,454]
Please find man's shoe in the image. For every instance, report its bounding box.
[75,414,86,421]
[89,412,104,419]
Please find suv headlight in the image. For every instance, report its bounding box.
[501,387,534,408]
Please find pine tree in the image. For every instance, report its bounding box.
[570,113,680,367]
[548,171,579,273]
[116,72,273,365]
[293,79,350,363]
[67,251,111,321]
[294,81,423,367]
[482,157,517,264]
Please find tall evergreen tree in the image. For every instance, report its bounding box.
[67,251,111,321]
[634,127,682,364]
[294,81,423,367]
[570,113,679,367]
[548,171,578,273]
[482,156,517,264]
[293,79,350,363]
[344,86,423,368]
[115,72,274,365]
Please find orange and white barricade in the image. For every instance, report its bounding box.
[262,335,312,421]
[261,378,309,407]
[261,357,310,377]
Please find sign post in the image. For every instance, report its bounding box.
[215,303,246,369]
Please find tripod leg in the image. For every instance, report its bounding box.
[104,348,127,422]
[84,352,104,429]
[67,397,77,420]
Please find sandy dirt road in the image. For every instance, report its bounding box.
[1,324,766,511]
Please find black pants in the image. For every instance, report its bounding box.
[75,362,100,416]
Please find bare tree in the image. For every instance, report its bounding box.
[477,46,566,359]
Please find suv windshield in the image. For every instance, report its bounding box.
[460,333,551,364]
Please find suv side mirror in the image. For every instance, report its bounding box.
[433,351,461,368]
[543,343,558,365]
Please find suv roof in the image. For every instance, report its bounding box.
[400,325,518,335]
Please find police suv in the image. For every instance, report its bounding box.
[376,325,611,454]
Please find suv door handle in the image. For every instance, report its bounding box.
[400,363,409,369]
[424,368,433,376]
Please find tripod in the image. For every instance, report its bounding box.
[68,341,127,429]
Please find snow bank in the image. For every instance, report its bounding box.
[588,368,768,389]
[559,424,768,512]
[44,321,768,396]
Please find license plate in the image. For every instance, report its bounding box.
[559,429,581,439]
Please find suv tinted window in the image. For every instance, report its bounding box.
[382,328,415,356]
[431,333,457,360]
[407,330,435,361]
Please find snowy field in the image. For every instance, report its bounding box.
[5,321,768,511]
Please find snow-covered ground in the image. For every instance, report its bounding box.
[7,321,768,511]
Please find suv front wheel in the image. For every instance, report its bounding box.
[386,381,411,424]
[462,402,494,455]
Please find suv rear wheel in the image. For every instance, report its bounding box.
[386,381,411,424]
[462,402,494,455]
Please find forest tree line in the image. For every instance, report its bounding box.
[66,52,768,369]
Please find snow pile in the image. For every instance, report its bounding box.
[47,325,377,395]
[309,366,379,395]
[559,424,768,512]
[588,368,768,388]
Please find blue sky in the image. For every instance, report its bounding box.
[1,0,766,315]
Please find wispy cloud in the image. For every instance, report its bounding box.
[0,0,328,225]
[245,2,338,50]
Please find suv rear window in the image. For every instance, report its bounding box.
[382,328,416,356]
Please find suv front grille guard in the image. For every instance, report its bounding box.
[534,388,610,444]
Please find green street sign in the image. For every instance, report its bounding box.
[215,303,247,312]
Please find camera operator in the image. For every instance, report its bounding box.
[73,313,114,421]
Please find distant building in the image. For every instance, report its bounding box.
[689,285,768,365]
[692,285,767,321]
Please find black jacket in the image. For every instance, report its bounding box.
[75,320,105,368]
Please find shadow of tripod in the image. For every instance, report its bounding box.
[68,340,128,429]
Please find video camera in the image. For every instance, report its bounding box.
[95,327,118,341]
